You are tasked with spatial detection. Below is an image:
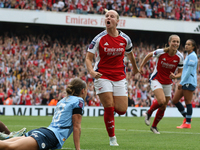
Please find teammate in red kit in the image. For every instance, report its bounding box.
[139,35,184,134]
[85,9,139,146]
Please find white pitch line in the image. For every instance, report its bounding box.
[61,148,90,150]
[82,127,200,135]
[7,125,200,135]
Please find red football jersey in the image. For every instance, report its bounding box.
[88,30,133,81]
[150,49,184,84]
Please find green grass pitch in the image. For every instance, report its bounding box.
[1,116,200,150]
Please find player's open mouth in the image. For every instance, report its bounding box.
[107,21,110,24]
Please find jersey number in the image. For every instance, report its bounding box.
[53,103,66,123]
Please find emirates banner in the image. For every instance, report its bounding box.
[0,9,200,34]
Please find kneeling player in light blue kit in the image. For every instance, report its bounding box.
[0,78,87,150]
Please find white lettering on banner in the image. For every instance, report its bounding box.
[0,106,200,117]
[66,16,98,25]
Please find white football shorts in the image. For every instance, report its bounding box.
[150,79,172,97]
[94,78,128,96]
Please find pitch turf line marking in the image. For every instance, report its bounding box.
[82,128,200,135]
[7,125,200,135]
[61,148,90,150]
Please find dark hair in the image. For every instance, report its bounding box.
[66,78,86,96]
[187,39,197,53]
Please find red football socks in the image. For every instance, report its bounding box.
[152,108,165,127]
[104,107,115,137]
[147,99,161,115]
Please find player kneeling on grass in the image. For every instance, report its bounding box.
[0,78,87,150]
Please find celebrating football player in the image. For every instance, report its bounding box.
[85,9,139,146]
[140,35,184,134]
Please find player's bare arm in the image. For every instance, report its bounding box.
[169,68,183,79]
[139,52,153,74]
[85,52,102,79]
[72,114,82,150]
[127,51,139,75]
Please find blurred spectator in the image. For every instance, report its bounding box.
[48,94,58,106]
[146,5,152,18]
[3,94,13,105]
[128,92,135,107]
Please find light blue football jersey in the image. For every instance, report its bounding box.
[180,51,198,87]
[47,95,84,149]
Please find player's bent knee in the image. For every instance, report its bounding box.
[160,104,167,110]
[115,109,126,115]
[157,99,166,106]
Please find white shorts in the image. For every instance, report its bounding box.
[150,80,172,97]
[94,78,128,96]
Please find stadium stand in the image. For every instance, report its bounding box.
[0,0,200,21]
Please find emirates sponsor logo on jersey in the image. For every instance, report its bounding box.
[161,61,176,69]
[104,47,124,56]
[104,47,124,52]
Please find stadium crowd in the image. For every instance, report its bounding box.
[0,32,200,108]
[0,0,200,21]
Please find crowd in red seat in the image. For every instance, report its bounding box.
[0,0,200,21]
[0,32,200,107]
